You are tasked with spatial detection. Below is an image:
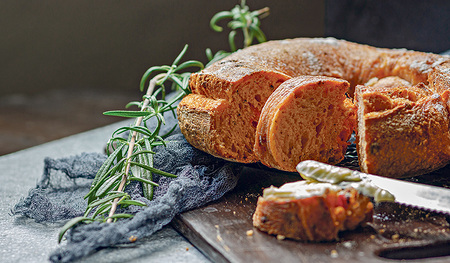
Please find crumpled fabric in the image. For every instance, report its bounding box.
[12,152,107,223]
[12,110,241,262]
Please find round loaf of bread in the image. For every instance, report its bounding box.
[177,37,450,177]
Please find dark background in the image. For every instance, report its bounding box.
[326,0,450,53]
[1,0,449,155]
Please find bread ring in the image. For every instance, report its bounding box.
[177,38,450,177]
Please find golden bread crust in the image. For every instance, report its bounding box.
[355,79,450,177]
[182,71,290,163]
[252,188,373,241]
[177,37,450,176]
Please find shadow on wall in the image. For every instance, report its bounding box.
[1,0,325,96]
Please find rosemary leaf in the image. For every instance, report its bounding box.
[125,101,142,108]
[152,135,167,147]
[90,144,124,186]
[103,110,151,118]
[129,149,156,158]
[171,45,189,69]
[155,45,189,88]
[175,60,204,72]
[210,11,233,32]
[108,137,128,145]
[87,193,128,208]
[228,30,237,52]
[91,202,112,219]
[117,199,147,207]
[86,145,126,202]
[95,172,122,198]
[133,143,155,199]
[83,205,95,218]
[58,216,95,243]
[129,176,159,187]
[249,24,266,43]
[85,157,126,203]
[140,67,170,92]
[106,213,134,221]
[128,161,177,178]
[165,75,184,91]
[142,139,155,200]
[113,126,155,138]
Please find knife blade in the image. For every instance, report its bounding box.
[360,173,450,214]
[296,160,450,214]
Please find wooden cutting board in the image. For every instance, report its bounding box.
[172,165,450,263]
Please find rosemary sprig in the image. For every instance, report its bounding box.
[58,45,203,242]
[58,0,269,244]
[206,0,269,65]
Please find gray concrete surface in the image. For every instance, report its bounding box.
[0,121,209,263]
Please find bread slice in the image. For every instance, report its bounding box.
[355,77,450,177]
[252,181,373,241]
[254,76,356,171]
[178,71,290,163]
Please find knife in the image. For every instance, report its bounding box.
[296,160,450,214]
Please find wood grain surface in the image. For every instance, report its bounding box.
[172,165,450,263]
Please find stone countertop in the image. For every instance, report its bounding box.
[0,121,210,263]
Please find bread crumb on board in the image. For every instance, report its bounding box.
[391,234,400,241]
[277,235,286,240]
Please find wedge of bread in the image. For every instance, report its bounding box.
[355,77,450,177]
[254,76,356,172]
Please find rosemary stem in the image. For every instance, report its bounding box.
[243,26,250,48]
[107,74,166,223]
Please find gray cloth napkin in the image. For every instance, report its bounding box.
[12,111,241,262]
